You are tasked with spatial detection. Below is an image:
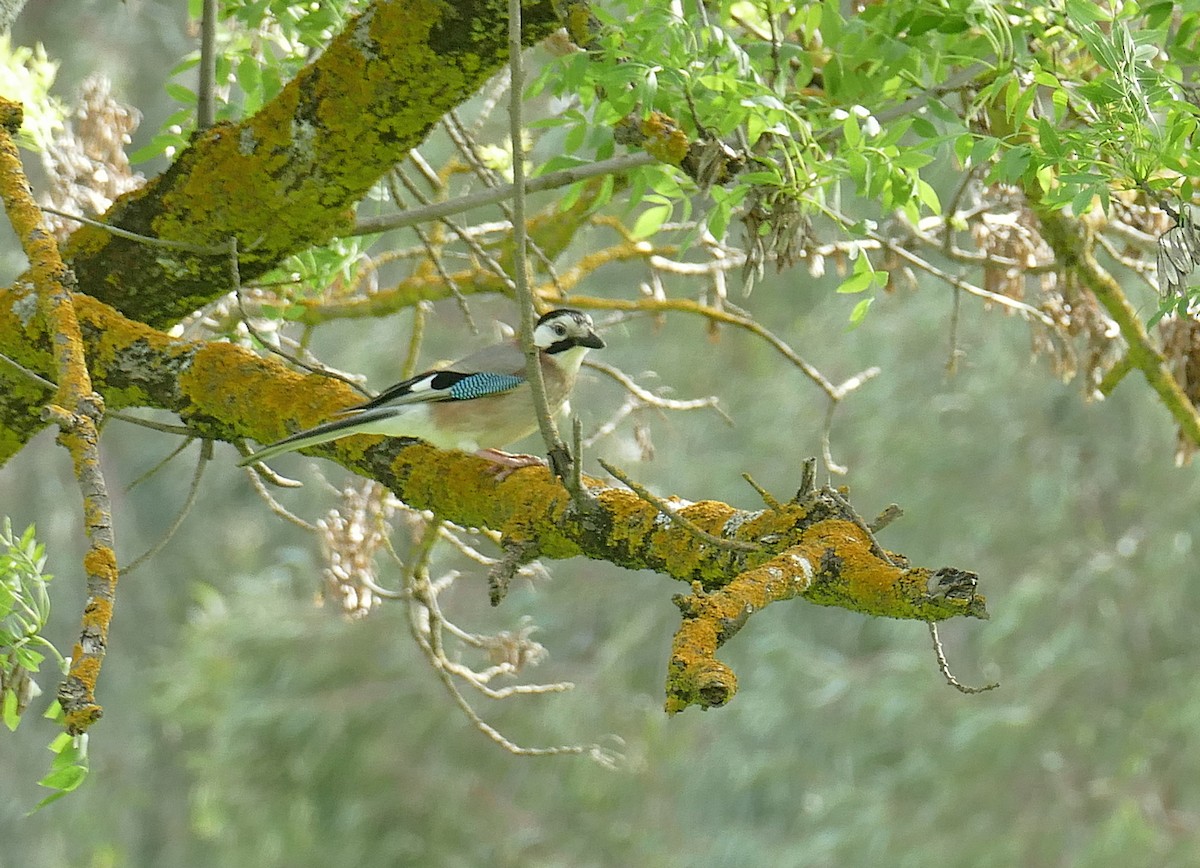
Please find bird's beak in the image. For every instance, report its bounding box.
[580,332,605,349]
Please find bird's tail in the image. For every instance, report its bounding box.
[237,412,390,467]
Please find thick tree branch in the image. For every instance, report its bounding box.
[1036,208,1200,446]
[57,0,562,328]
[0,289,987,710]
[0,100,117,734]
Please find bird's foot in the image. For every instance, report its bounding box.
[475,448,547,480]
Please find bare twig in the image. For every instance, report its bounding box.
[123,435,196,492]
[228,236,371,396]
[585,359,728,415]
[123,440,211,575]
[0,98,116,734]
[389,168,478,327]
[39,205,225,253]
[868,504,903,533]
[598,459,759,553]
[233,441,304,488]
[928,622,1000,694]
[243,463,317,529]
[350,152,658,237]
[863,223,1059,326]
[825,486,898,567]
[197,0,218,130]
[108,410,197,438]
[401,516,614,764]
[0,349,56,389]
[508,0,573,486]
[741,472,783,511]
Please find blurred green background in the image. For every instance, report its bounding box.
[3,2,1200,866]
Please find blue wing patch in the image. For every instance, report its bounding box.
[446,372,525,400]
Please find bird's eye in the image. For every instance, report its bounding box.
[553,324,566,336]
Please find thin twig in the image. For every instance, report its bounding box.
[1097,353,1133,397]
[571,416,584,496]
[388,167,477,327]
[863,224,1059,326]
[0,350,56,389]
[228,237,371,396]
[585,358,729,415]
[401,301,429,379]
[402,517,612,762]
[39,205,225,253]
[598,459,759,553]
[741,472,783,511]
[443,110,563,292]
[197,0,218,130]
[562,294,842,399]
[124,435,196,492]
[350,152,658,236]
[123,440,211,575]
[928,622,1000,694]
[825,486,898,567]
[233,441,304,488]
[821,398,847,476]
[508,0,572,484]
[947,285,963,377]
[107,410,197,438]
[244,464,317,529]
[868,504,903,533]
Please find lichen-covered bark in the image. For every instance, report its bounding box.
[0,99,118,734]
[60,0,560,328]
[2,288,988,711]
[1035,208,1200,444]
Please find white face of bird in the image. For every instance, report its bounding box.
[532,309,605,355]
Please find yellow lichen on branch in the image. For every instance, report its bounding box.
[2,282,987,713]
[1036,208,1200,448]
[0,97,118,735]
[664,513,984,713]
[59,0,563,329]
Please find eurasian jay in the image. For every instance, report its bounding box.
[239,308,605,468]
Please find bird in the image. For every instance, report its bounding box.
[238,308,605,469]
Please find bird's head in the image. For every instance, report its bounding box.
[533,308,605,355]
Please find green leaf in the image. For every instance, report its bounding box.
[39,763,87,792]
[968,136,1000,167]
[1070,184,1097,216]
[847,295,875,328]
[837,269,875,294]
[630,202,672,239]
[165,82,197,105]
[916,179,941,214]
[911,116,938,139]
[14,645,44,671]
[992,145,1032,183]
[1038,118,1062,159]
[564,120,587,155]
[842,114,861,148]
[2,688,19,731]
[893,151,934,170]
[1066,0,1110,23]
[707,199,732,239]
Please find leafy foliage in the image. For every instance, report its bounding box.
[9,0,1200,859]
[0,518,64,729]
[132,0,368,163]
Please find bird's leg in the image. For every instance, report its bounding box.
[475,448,547,480]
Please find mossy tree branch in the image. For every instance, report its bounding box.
[1035,208,1200,446]
[0,99,117,734]
[56,0,562,328]
[0,287,986,711]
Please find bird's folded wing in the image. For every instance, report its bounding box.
[342,370,527,413]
